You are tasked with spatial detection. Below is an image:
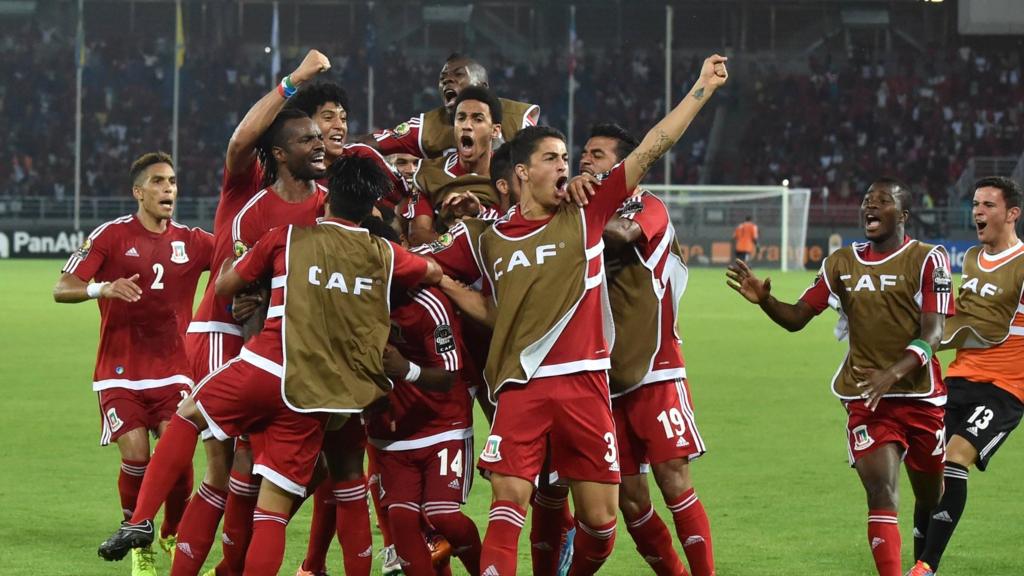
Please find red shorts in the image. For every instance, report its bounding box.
[193,355,327,497]
[97,384,190,446]
[376,437,474,509]
[323,413,368,454]
[185,331,244,382]
[613,378,706,475]
[844,399,945,473]
[480,371,620,484]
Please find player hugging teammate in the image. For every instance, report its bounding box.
[81,47,731,576]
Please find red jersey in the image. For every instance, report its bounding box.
[427,161,633,378]
[800,236,954,403]
[366,287,474,450]
[63,215,214,390]
[232,220,430,375]
[612,192,688,387]
[189,158,265,337]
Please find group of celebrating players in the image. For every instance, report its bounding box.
[52,45,1023,576]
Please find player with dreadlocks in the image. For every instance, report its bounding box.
[163,49,331,576]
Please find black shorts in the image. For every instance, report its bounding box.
[944,377,1024,471]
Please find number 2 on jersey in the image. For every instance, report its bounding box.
[657,408,687,439]
[151,263,165,290]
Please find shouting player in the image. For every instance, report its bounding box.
[727,178,954,576]
[583,123,714,576]
[907,177,1024,576]
[405,85,505,245]
[56,152,213,576]
[433,54,728,576]
[98,155,441,575]
[369,53,539,159]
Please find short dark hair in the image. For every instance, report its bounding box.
[288,81,350,117]
[489,144,513,188]
[129,152,173,186]
[587,123,638,161]
[974,176,1022,210]
[870,176,912,211]
[326,155,392,222]
[256,107,312,188]
[510,126,565,167]
[445,52,488,85]
[453,85,503,125]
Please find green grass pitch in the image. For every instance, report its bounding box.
[2,260,1021,575]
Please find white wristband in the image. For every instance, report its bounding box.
[86,282,107,299]
[405,361,422,382]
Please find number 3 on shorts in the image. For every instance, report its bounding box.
[603,432,617,464]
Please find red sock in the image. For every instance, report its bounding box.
[425,505,482,575]
[867,509,902,576]
[301,481,337,573]
[130,415,199,524]
[161,465,193,538]
[568,519,616,576]
[243,507,289,576]
[118,459,148,520]
[481,501,526,576]
[169,482,227,576]
[334,477,372,576]
[389,504,434,576]
[530,491,568,576]
[667,488,715,576]
[216,470,260,575]
[626,505,688,576]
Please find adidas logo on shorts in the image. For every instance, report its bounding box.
[967,426,979,436]
[448,478,461,490]
[676,436,690,448]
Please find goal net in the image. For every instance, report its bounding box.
[645,185,812,271]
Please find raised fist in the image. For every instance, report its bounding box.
[699,54,729,91]
[291,49,331,85]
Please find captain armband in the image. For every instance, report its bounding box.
[905,339,933,366]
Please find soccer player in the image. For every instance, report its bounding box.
[726,178,954,576]
[582,123,714,576]
[405,85,505,244]
[180,49,331,576]
[55,152,213,576]
[98,155,442,575]
[288,80,407,576]
[365,253,481,576]
[368,53,539,159]
[433,54,728,576]
[733,215,758,263]
[907,176,1024,576]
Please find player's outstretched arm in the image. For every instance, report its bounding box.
[225,49,331,173]
[726,259,814,332]
[603,218,642,251]
[854,311,944,411]
[53,273,142,303]
[439,275,496,329]
[625,54,727,191]
[383,344,455,392]
[214,258,248,298]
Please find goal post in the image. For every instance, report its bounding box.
[645,185,812,271]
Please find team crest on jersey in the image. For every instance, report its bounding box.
[852,425,874,451]
[170,240,189,264]
[480,435,503,462]
[430,232,455,253]
[932,265,952,294]
[75,238,92,259]
[233,240,249,259]
[393,122,411,136]
[434,324,456,354]
[106,407,124,433]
